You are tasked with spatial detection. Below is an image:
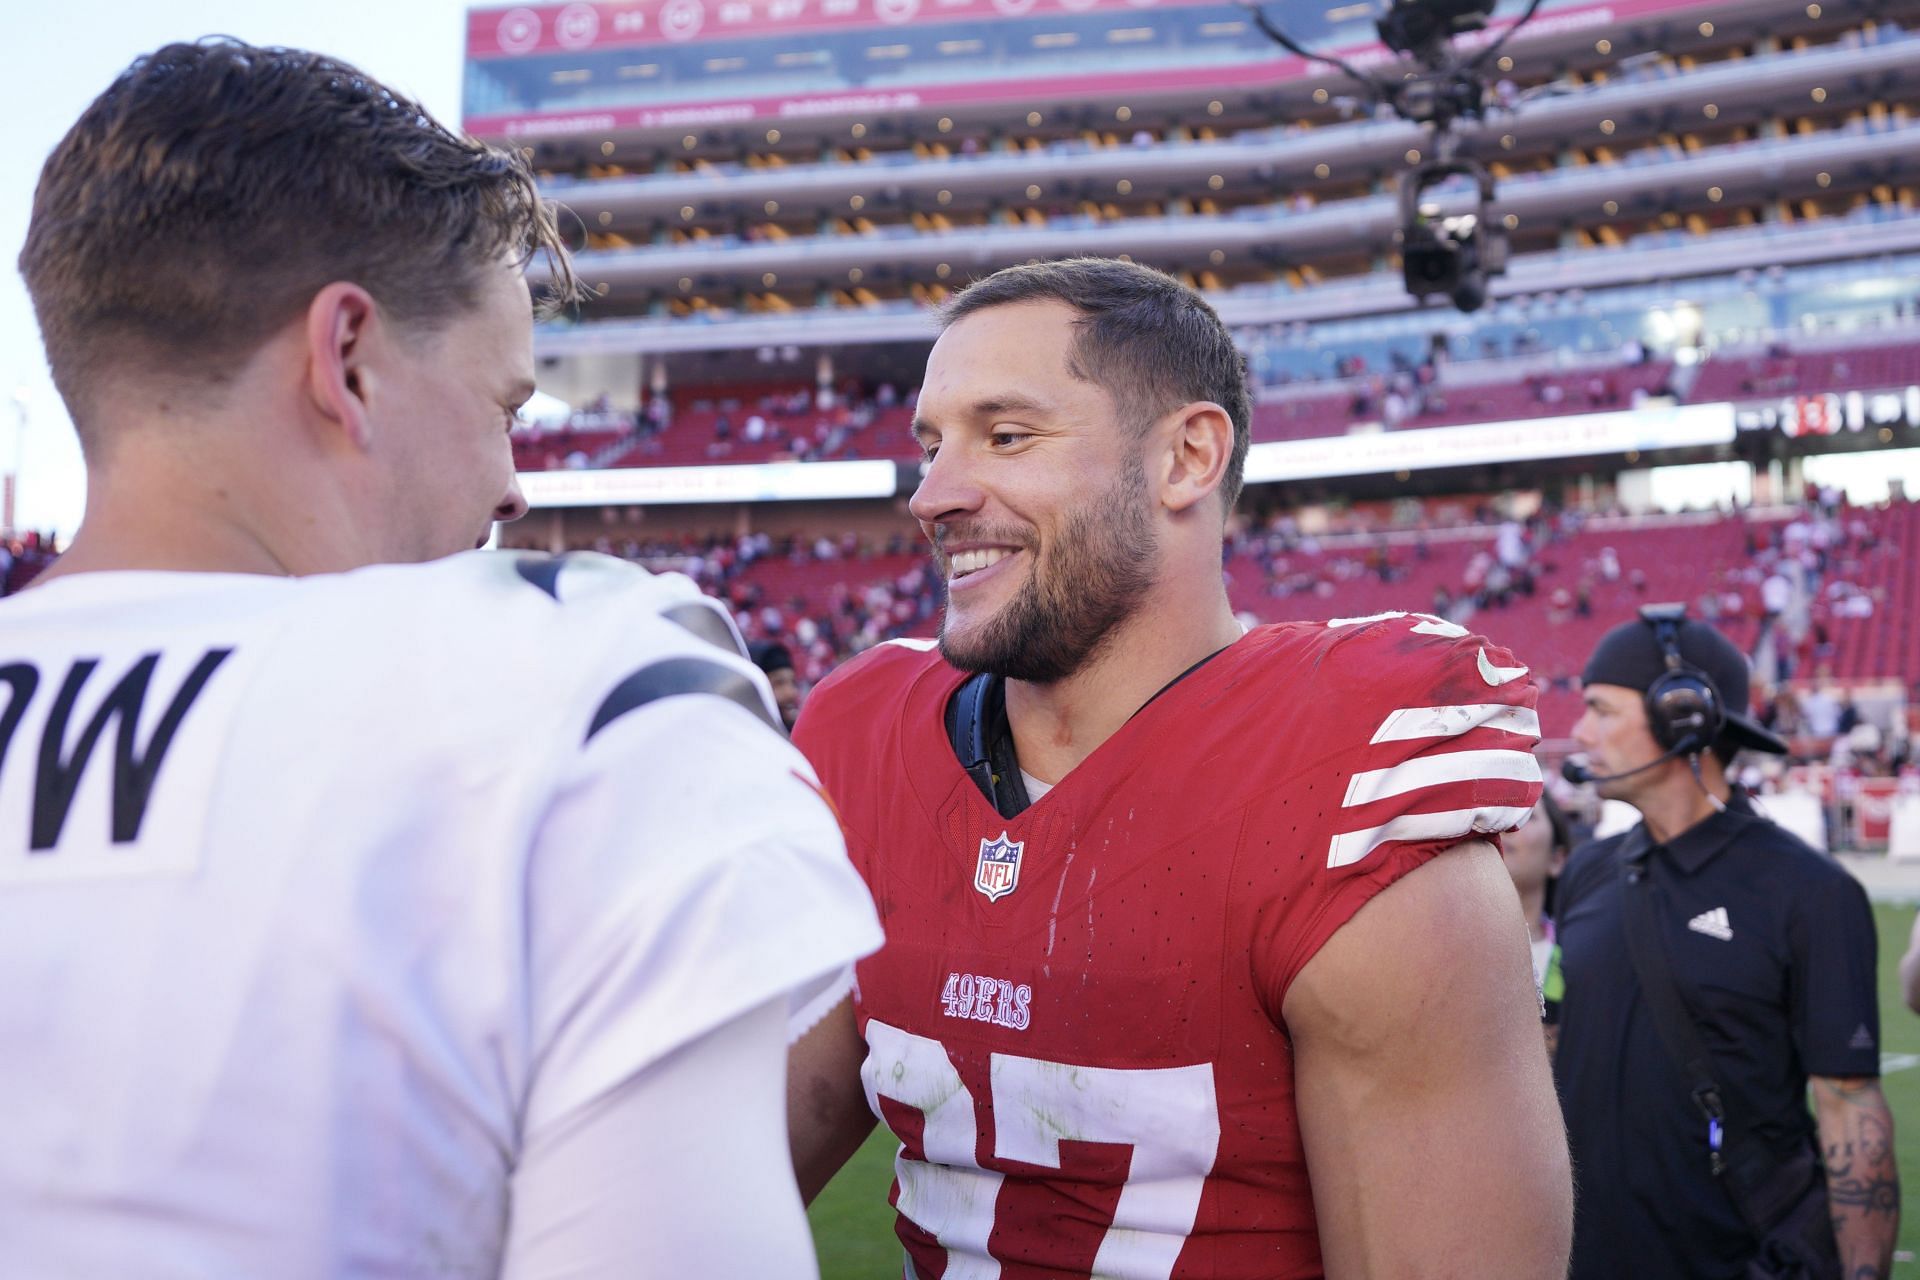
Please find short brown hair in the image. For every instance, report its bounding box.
[19,38,582,438]
[941,257,1252,512]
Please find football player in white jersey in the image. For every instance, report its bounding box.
[0,37,881,1278]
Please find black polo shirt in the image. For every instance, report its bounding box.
[1552,788,1880,1280]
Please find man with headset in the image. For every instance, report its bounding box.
[1555,605,1896,1280]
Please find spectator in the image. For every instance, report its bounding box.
[1761,568,1793,623]
[1503,790,1573,997]
[1762,688,1804,736]
[1801,685,1843,737]
[751,640,804,731]
[1837,689,1862,736]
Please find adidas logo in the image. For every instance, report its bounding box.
[1688,907,1733,942]
[1850,1024,1876,1052]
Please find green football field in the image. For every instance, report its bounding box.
[1873,901,1920,1271]
[808,900,1920,1278]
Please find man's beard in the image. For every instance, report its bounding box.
[936,459,1158,684]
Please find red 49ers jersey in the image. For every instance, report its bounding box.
[794,612,1543,1280]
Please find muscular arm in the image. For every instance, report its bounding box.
[1810,1075,1898,1280]
[1898,912,1920,1016]
[788,994,878,1204]
[1284,842,1573,1280]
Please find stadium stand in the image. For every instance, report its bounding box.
[469,0,1918,806]
[500,494,1915,765]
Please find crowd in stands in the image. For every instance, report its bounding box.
[512,381,918,471]
[532,16,1912,189]
[0,532,57,596]
[1333,345,1673,433]
[15,482,1917,819]
[499,527,942,687]
[1229,490,1916,745]
[507,491,1917,800]
[1692,335,1920,402]
[526,315,1920,472]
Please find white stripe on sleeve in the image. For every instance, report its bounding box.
[1326,804,1536,869]
[1342,748,1543,809]
[1369,703,1542,744]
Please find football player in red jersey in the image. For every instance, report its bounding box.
[788,257,1571,1278]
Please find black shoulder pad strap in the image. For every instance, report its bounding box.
[587,655,780,742]
[516,557,743,658]
[661,600,747,658]
[514,553,571,600]
[950,670,995,771]
[947,671,1028,818]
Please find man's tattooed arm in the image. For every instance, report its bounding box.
[1811,1075,1898,1280]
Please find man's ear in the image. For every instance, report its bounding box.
[1158,401,1235,515]
[304,283,380,452]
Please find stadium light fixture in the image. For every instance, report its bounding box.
[1398,160,1508,313]
[1244,0,1540,312]
[1376,0,1497,66]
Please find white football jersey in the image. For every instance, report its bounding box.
[0,551,882,1278]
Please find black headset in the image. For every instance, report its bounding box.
[1639,603,1725,758]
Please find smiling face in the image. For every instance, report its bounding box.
[909,300,1161,684]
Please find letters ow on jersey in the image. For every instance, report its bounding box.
[0,551,882,1276]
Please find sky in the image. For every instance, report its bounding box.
[0,0,479,536]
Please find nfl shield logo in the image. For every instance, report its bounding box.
[974,832,1023,902]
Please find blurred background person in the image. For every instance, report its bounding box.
[1503,788,1574,994]
[753,640,804,731]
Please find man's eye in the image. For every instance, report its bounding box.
[989,431,1027,448]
